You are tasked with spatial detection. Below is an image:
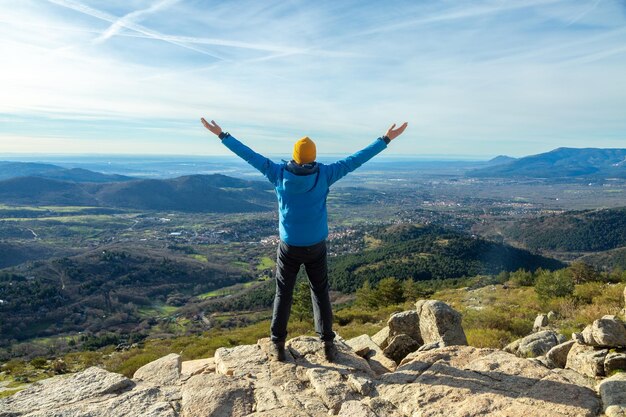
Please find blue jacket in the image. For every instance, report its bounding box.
[222,134,388,246]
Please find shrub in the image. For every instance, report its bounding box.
[574,282,606,304]
[466,328,514,349]
[510,269,534,286]
[535,270,574,301]
[29,357,47,369]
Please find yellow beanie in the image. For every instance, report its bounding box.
[293,136,316,164]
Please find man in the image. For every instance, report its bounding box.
[201,118,408,361]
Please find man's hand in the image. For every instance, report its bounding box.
[385,122,408,141]
[201,118,223,137]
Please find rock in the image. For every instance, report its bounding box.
[598,372,626,417]
[605,351,626,375]
[214,343,269,378]
[0,366,133,416]
[133,353,181,386]
[379,345,600,417]
[19,385,177,417]
[306,368,356,413]
[387,310,422,344]
[512,330,561,358]
[591,316,626,347]
[547,340,576,369]
[338,401,377,417]
[345,334,396,374]
[347,374,374,396]
[415,299,467,345]
[504,338,521,354]
[181,358,215,377]
[533,314,549,332]
[416,341,445,352]
[566,342,609,378]
[181,373,254,417]
[371,326,390,349]
[582,324,597,345]
[573,332,585,344]
[529,355,555,369]
[382,334,420,363]
[346,334,378,357]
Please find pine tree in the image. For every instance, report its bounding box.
[292,279,313,322]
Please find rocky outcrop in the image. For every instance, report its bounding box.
[8,297,626,417]
[1,338,604,417]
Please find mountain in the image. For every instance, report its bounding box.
[0,174,274,212]
[329,224,565,292]
[0,162,131,182]
[491,207,626,253]
[486,155,517,166]
[468,147,626,179]
[0,161,64,180]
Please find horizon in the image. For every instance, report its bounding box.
[1,1,626,156]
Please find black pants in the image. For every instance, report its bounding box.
[270,240,335,343]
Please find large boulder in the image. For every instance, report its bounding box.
[181,358,215,378]
[415,299,467,345]
[582,316,626,348]
[566,342,609,378]
[383,334,420,364]
[371,326,391,349]
[598,373,626,417]
[345,334,396,374]
[387,310,422,344]
[133,353,181,386]
[547,340,576,369]
[507,330,562,358]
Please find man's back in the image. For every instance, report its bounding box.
[220,134,389,246]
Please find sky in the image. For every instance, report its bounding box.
[0,0,625,158]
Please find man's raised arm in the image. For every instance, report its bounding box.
[325,122,408,186]
[201,118,280,184]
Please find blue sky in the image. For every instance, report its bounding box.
[0,0,625,158]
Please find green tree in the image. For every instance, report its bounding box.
[376,277,405,306]
[356,280,378,309]
[534,269,574,301]
[510,269,534,286]
[292,280,312,322]
[568,262,600,284]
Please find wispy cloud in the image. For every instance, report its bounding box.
[1,0,625,157]
[93,0,181,44]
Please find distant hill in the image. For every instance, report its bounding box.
[329,224,564,292]
[579,247,626,271]
[0,174,274,212]
[495,207,626,252]
[0,162,131,183]
[0,161,64,180]
[487,155,517,166]
[468,148,626,179]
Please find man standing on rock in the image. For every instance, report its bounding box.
[201,118,408,361]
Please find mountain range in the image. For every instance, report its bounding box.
[0,173,274,212]
[469,147,626,179]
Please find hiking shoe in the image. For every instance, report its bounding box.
[323,341,338,362]
[269,341,286,362]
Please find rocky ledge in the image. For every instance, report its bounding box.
[3,299,626,417]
